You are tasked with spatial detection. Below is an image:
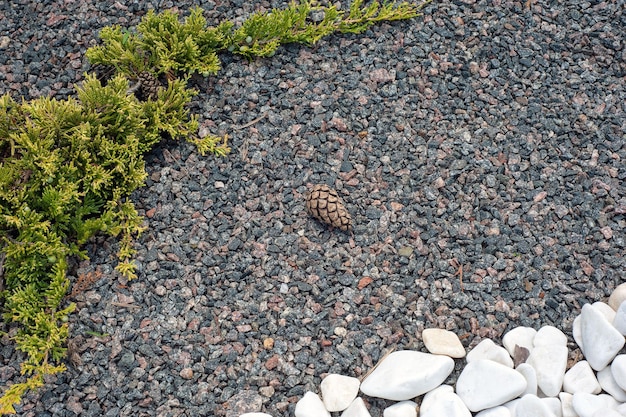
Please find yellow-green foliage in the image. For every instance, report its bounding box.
[0,0,428,413]
[225,0,425,58]
[0,74,203,413]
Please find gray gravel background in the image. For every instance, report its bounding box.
[1,0,625,416]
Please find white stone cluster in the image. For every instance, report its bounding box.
[240,284,626,417]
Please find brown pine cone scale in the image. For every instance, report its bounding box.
[137,71,161,101]
[306,184,352,231]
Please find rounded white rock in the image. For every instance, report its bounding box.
[592,301,617,322]
[294,392,331,417]
[341,397,371,417]
[533,325,567,347]
[456,359,527,412]
[383,401,417,417]
[360,350,454,401]
[422,328,466,358]
[563,360,601,394]
[611,354,626,391]
[597,366,626,402]
[527,344,568,397]
[559,392,577,417]
[466,339,514,368]
[573,315,584,355]
[516,363,538,396]
[580,304,625,371]
[420,385,471,417]
[608,283,626,311]
[572,392,619,417]
[612,300,626,336]
[502,327,536,357]
[514,394,556,417]
[320,374,360,412]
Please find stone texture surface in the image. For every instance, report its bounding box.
[456,360,527,412]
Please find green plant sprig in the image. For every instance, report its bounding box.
[226,0,428,58]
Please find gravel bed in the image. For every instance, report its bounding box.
[1,0,625,416]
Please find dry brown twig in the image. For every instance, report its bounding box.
[233,112,268,130]
[69,269,103,298]
[359,347,397,382]
[450,258,464,292]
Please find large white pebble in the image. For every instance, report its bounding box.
[612,300,626,336]
[611,354,626,391]
[573,315,584,355]
[609,283,626,310]
[563,360,601,394]
[341,398,371,417]
[597,366,626,402]
[475,406,512,417]
[527,344,568,397]
[383,401,417,417]
[572,392,619,417]
[514,394,557,417]
[456,359,527,412]
[592,301,617,322]
[420,385,471,417]
[320,374,360,412]
[580,304,625,370]
[422,328,466,358]
[466,339,514,368]
[516,363,538,396]
[533,325,567,347]
[360,351,454,401]
[295,392,330,417]
[559,392,577,417]
[502,327,537,357]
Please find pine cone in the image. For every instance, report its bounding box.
[137,71,162,100]
[306,184,352,231]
